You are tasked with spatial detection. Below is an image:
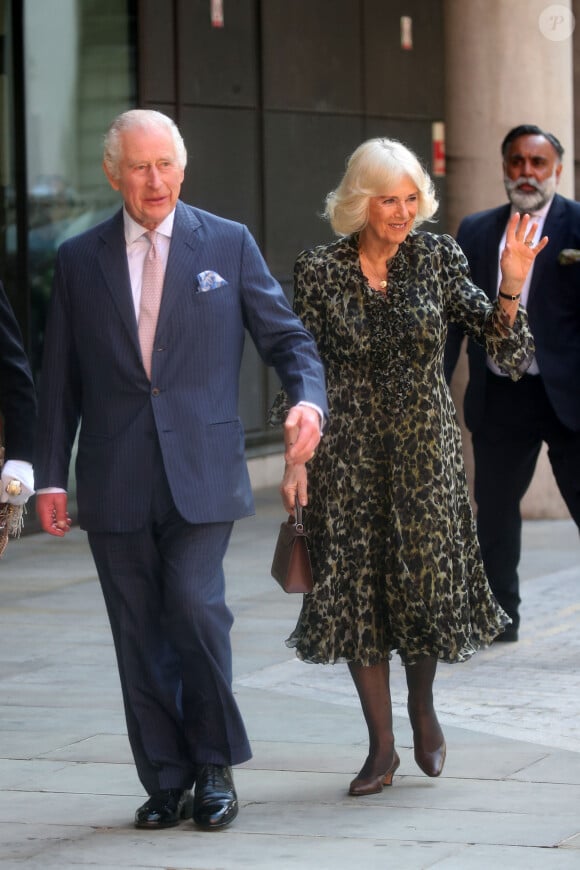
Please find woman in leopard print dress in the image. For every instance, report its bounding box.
[275,138,547,797]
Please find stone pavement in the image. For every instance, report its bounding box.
[0,486,579,869]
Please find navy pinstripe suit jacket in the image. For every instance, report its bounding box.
[35,201,328,532]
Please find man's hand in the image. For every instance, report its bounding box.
[284,405,321,465]
[36,492,72,537]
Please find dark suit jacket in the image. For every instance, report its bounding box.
[34,201,328,532]
[444,194,580,433]
[0,282,36,461]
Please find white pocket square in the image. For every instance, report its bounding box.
[196,270,228,292]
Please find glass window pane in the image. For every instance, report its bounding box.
[24,0,136,372]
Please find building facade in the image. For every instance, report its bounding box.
[1,0,577,512]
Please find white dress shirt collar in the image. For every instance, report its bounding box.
[123,207,176,244]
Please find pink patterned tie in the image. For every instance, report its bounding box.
[138,230,164,379]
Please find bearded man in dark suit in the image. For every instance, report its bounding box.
[445,124,580,642]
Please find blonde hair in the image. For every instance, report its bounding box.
[324,138,438,236]
[103,109,188,180]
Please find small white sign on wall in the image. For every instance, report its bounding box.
[401,16,413,50]
[211,0,224,28]
[432,122,446,177]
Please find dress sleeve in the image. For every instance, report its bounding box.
[440,233,535,380]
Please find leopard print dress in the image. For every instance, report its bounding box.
[273,231,533,666]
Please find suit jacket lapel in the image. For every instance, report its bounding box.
[97,203,204,351]
[528,195,565,305]
[156,201,203,331]
[98,210,140,349]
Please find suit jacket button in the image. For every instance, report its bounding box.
[151,387,160,397]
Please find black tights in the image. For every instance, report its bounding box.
[348,661,394,779]
[405,656,444,753]
[348,655,443,776]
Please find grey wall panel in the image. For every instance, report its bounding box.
[364,116,432,163]
[177,0,259,108]
[179,106,261,241]
[139,0,175,103]
[263,112,364,278]
[363,0,444,118]
[262,0,362,113]
[137,0,446,448]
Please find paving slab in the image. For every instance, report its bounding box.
[0,486,578,869]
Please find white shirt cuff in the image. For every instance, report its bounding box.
[297,401,325,434]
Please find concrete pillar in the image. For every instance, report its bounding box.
[444,0,574,226]
[443,0,575,518]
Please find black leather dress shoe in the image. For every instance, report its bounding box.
[134,788,193,829]
[193,763,238,830]
[495,625,519,643]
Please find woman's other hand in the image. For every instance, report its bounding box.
[280,462,308,513]
[500,212,548,288]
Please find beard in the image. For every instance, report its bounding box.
[504,171,558,212]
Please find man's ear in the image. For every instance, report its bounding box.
[103,161,120,191]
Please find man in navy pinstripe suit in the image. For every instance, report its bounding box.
[34,110,327,831]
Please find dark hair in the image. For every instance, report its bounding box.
[501,124,564,160]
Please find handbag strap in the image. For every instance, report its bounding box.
[294,496,304,531]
